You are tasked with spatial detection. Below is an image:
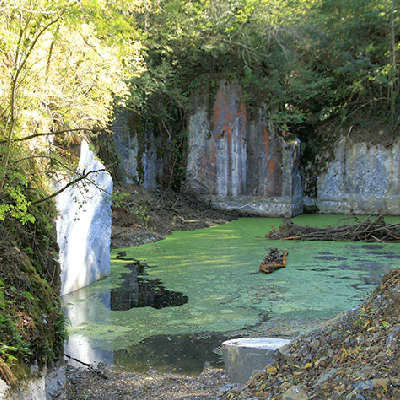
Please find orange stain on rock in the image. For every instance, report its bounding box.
[263,127,269,153]
[263,127,279,196]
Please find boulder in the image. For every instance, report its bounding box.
[222,337,291,383]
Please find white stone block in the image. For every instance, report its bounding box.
[222,337,291,383]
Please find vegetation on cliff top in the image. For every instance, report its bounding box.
[130,0,399,135]
[1,0,399,223]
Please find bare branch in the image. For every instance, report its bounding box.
[31,168,108,206]
[0,127,109,144]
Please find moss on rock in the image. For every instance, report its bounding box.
[0,217,65,386]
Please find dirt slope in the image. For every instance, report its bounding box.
[111,183,238,249]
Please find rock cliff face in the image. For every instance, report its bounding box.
[187,80,302,217]
[316,138,400,215]
[111,81,400,217]
[56,140,112,295]
[112,109,164,191]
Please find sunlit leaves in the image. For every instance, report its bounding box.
[0,183,35,224]
[0,0,141,223]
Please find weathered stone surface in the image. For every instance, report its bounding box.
[210,194,301,217]
[317,138,400,214]
[46,365,67,400]
[222,337,291,383]
[0,365,66,400]
[187,81,302,217]
[113,84,400,217]
[111,108,164,190]
[188,81,247,196]
[57,140,112,295]
[0,378,8,398]
[112,108,140,184]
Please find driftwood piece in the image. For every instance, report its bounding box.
[259,248,289,274]
[64,354,108,379]
[265,216,400,242]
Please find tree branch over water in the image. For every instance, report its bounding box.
[266,215,400,242]
[31,168,107,206]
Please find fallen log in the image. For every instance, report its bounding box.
[265,216,400,242]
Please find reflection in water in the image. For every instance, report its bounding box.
[65,336,113,368]
[107,261,188,311]
[63,287,114,366]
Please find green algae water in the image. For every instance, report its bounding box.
[63,216,400,374]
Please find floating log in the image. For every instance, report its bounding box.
[259,248,289,274]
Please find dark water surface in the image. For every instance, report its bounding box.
[107,261,188,311]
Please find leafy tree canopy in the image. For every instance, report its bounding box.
[0,0,142,223]
[0,0,399,222]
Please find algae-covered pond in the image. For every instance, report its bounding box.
[63,216,400,374]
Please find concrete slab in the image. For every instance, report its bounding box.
[222,337,291,383]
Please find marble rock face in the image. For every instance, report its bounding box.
[57,140,113,295]
[0,364,66,400]
[112,108,164,191]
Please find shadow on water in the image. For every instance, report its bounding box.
[104,261,188,311]
[114,332,233,375]
[315,256,347,261]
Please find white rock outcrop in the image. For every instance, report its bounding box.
[57,140,113,295]
[222,337,291,383]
